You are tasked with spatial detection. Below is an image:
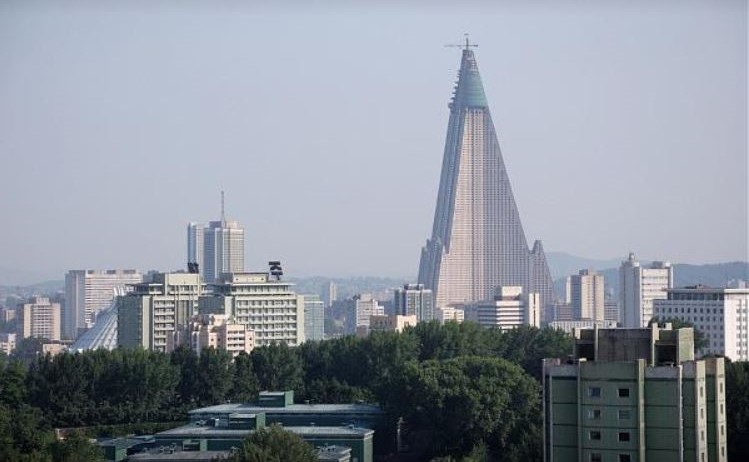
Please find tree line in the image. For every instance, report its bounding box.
[2,321,749,461]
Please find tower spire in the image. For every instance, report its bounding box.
[445,33,479,51]
[221,190,225,225]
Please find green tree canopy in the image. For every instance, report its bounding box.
[228,424,316,462]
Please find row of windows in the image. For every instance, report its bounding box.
[588,386,629,398]
[589,430,630,442]
[588,409,630,420]
[590,454,629,462]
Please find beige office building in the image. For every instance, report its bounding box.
[568,269,605,321]
[369,314,417,333]
[199,272,304,347]
[18,296,61,341]
[469,286,540,329]
[118,272,203,352]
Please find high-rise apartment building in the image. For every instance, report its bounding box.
[568,269,605,321]
[393,284,434,322]
[303,294,325,342]
[17,296,60,341]
[654,285,749,360]
[118,272,203,352]
[203,220,245,283]
[64,269,143,339]
[199,272,304,347]
[187,222,204,276]
[543,324,727,462]
[354,294,384,329]
[467,286,540,330]
[417,41,555,319]
[619,254,674,328]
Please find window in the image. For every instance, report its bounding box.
[589,386,601,398]
[590,431,602,441]
[618,432,630,442]
[618,387,630,398]
[619,455,631,462]
[588,409,601,420]
[618,409,631,420]
[591,453,602,462]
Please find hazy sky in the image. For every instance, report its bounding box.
[0,0,746,281]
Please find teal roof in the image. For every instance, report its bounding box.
[452,49,488,108]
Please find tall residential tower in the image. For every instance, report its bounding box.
[418,41,554,317]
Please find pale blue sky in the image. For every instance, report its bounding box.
[0,0,746,281]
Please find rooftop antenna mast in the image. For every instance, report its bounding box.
[221,190,226,225]
[445,33,478,51]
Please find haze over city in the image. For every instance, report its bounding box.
[1,0,746,282]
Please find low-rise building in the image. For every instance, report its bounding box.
[0,333,16,354]
[653,285,749,360]
[547,319,617,334]
[185,314,255,357]
[435,306,464,324]
[369,314,417,333]
[468,286,540,329]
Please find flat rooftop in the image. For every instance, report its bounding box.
[189,403,383,416]
[157,423,373,439]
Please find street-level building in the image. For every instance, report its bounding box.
[118,272,203,352]
[199,272,304,347]
[619,253,673,328]
[543,324,727,462]
[654,285,749,360]
[17,296,61,341]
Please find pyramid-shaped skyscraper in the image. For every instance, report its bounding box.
[418,44,555,318]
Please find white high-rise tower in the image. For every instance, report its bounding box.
[619,253,674,328]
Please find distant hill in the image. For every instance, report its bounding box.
[545,252,622,279]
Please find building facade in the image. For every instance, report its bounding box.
[17,296,61,341]
[303,294,325,342]
[543,325,727,462]
[369,314,417,333]
[199,272,304,347]
[619,253,674,328]
[118,272,203,352]
[187,222,205,276]
[417,43,554,319]
[653,286,749,360]
[468,286,540,330]
[64,269,143,339]
[187,313,254,357]
[354,294,384,330]
[568,269,605,321]
[393,284,434,322]
[435,306,465,324]
[203,220,245,283]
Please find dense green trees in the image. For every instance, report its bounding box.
[227,424,317,462]
[14,321,749,461]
